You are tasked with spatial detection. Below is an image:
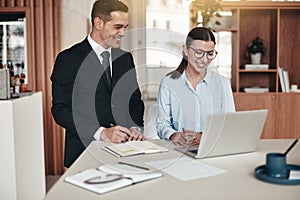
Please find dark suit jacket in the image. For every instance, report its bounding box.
[51,38,144,167]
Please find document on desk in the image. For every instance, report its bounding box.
[146,157,226,181]
[102,140,168,157]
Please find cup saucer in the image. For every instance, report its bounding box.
[255,164,300,185]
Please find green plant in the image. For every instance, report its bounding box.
[248,37,267,55]
[190,0,223,28]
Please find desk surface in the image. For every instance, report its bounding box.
[44,139,300,200]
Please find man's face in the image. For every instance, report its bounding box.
[98,11,129,49]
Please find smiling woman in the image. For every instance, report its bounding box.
[156,27,236,146]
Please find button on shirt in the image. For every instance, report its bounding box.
[156,69,236,140]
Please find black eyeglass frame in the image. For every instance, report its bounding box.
[189,47,218,60]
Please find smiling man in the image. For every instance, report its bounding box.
[51,0,145,168]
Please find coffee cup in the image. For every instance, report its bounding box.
[265,153,288,178]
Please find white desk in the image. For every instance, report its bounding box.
[44,139,300,200]
[0,92,45,200]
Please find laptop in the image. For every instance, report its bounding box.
[175,109,268,158]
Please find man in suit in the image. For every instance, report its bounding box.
[51,0,145,167]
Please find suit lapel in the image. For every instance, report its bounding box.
[81,38,113,91]
[111,48,125,88]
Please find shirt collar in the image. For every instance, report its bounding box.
[181,69,211,86]
[87,34,111,56]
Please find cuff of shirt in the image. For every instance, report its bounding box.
[130,126,144,133]
[93,127,105,141]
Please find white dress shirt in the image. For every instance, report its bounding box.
[156,69,236,140]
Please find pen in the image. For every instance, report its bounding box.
[284,139,298,156]
[118,161,150,171]
[110,123,131,138]
[182,128,195,142]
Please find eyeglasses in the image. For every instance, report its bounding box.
[84,168,134,184]
[84,173,124,184]
[189,47,218,60]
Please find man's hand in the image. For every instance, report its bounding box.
[128,127,145,141]
[100,125,145,143]
[100,125,130,143]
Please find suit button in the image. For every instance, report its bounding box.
[111,104,115,108]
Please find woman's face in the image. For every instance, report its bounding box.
[184,40,216,74]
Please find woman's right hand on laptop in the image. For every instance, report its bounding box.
[170,129,201,146]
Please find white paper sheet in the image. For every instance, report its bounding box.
[146,157,226,181]
[289,170,300,180]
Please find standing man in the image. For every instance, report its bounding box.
[51,0,145,167]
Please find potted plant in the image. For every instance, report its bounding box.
[247,37,267,64]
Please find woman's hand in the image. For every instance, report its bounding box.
[170,129,201,146]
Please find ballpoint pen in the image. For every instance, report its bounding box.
[118,161,150,171]
[110,123,132,138]
[182,128,195,144]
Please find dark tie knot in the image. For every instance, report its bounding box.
[101,51,110,59]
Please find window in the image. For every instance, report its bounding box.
[146,0,232,81]
[146,0,193,68]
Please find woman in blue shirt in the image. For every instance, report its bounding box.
[156,27,235,146]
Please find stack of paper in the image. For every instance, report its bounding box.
[245,64,269,70]
[244,87,269,93]
[278,66,290,92]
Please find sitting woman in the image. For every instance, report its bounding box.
[156,27,235,146]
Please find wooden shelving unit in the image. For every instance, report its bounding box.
[190,2,300,138]
[234,3,300,139]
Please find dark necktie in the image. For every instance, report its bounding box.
[101,51,111,88]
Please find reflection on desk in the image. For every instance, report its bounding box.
[44,139,300,200]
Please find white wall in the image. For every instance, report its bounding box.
[61,0,94,50]
[122,0,147,96]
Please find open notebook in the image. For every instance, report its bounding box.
[65,163,163,194]
[102,140,168,157]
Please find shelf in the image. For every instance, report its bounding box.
[235,92,277,95]
[239,69,277,73]
[223,3,300,139]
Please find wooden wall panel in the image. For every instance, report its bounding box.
[279,9,300,88]
[32,0,64,175]
[0,0,64,175]
[234,93,276,139]
[16,0,25,7]
[5,0,15,7]
[276,94,300,138]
